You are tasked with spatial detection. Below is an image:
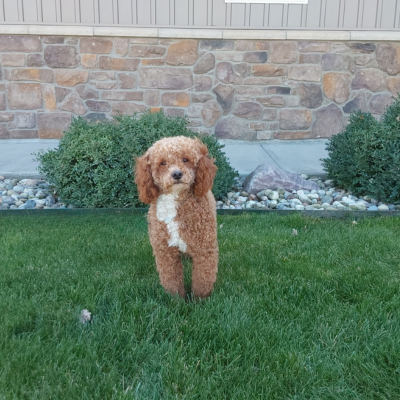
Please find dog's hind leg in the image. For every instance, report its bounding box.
[154,247,185,297]
[191,248,218,298]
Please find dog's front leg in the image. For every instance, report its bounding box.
[154,246,185,297]
[191,247,218,298]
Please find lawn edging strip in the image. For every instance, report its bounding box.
[1,208,400,219]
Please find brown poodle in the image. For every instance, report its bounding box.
[135,136,218,298]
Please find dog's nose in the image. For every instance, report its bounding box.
[172,170,183,180]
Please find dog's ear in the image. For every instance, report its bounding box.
[135,154,159,204]
[194,144,217,197]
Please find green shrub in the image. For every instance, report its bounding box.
[321,97,400,203]
[35,112,238,208]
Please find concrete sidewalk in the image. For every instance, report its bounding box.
[0,138,329,178]
[0,139,59,178]
[219,139,328,177]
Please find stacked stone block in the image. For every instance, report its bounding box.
[0,35,399,140]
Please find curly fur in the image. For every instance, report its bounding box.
[135,136,218,298]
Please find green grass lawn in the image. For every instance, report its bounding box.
[1,212,400,399]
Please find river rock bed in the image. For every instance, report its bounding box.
[0,177,64,210]
[218,175,400,212]
[1,175,399,211]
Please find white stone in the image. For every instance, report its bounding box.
[94,27,158,37]
[295,205,305,211]
[29,25,93,36]
[290,199,302,206]
[216,53,244,62]
[36,191,46,199]
[287,30,350,40]
[299,195,312,204]
[378,204,389,211]
[20,179,37,186]
[257,131,273,140]
[159,28,222,39]
[222,29,285,40]
[80,309,91,323]
[350,31,400,41]
[0,25,29,34]
[267,191,279,200]
[341,196,353,204]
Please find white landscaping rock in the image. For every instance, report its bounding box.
[267,191,279,200]
[299,195,312,205]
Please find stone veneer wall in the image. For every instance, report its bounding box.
[0,35,399,141]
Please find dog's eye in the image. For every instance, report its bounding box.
[160,161,166,166]
[183,158,188,163]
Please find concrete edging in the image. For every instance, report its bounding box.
[0,24,400,41]
[0,208,399,219]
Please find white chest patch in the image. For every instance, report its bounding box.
[156,194,187,253]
